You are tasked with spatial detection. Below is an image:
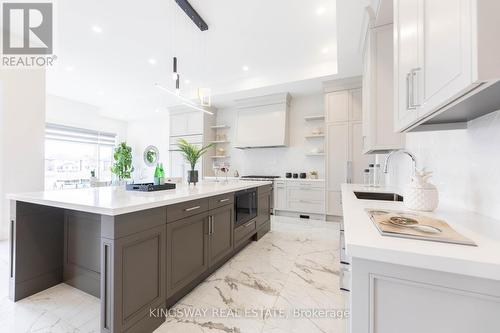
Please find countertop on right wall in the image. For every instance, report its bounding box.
[341,183,500,281]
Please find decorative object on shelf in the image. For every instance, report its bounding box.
[217,147,226,156]
[292,173,298,179]
[311,127,323,135]
[299,173,307,179]
[111,142,134,184]
[285,172,292,178]
[234,170,240,178]
[404,168,439,212]
[309,171,318,179]
[143,145,159,167]
[177,138,214,185]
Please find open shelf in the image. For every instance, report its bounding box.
[305,153,325,157]
[209,140,230,144]
[305,134,325,139]
[211,124,230,129]
[304,115,325,121]
[211,156,230,159]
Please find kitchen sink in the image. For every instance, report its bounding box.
[354,191,404,202]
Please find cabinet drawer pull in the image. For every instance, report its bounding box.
[219,198,229,203]
[244,222,253,228]
[299,200,315,204]
[184,205,201,212]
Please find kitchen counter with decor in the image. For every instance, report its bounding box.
[341,183,500,280]
[341,183,500,333]
[7,180,270,216]
[7,180,272,333]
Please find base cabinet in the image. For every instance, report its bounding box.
[208,205,234,267]
[166,212,209,298]
[257,188,272,228]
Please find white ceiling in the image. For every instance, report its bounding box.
[47,0,368,120]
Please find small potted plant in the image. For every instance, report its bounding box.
[111,142,134,185]
[177,139,214,185]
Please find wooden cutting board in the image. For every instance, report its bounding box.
[367,209,477,246]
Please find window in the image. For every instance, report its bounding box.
[45,123,116,190]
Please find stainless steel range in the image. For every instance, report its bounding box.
[240,175,281,181]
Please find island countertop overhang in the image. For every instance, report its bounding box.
[7,180,271,216]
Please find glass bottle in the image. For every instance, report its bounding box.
[363,169,371,186]
[373,163,381,187]
[368,164,375,187]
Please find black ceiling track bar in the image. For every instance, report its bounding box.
[174,0,209,31]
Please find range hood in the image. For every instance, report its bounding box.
[234,93,291,149]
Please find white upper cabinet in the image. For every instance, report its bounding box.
[394,0,500,132]
[363,23,405,153]
[326,91,349,123]
[418,0,472,119]
[394,0,421,130]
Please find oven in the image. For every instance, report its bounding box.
[234,187,257,227]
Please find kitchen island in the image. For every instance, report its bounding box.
[7,180,272,333]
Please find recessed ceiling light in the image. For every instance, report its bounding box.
[148,58,157,65]
[321,47,329,54]
[65,66,75,72]
[184,79,191,85]
[316,7,326,16]
[242,65,249,71]
[91,25,103,34]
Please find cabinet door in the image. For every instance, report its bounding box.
[327,191,343,216]
[326,122,349,191]
[170,113,188,136]
[274,182,286,210]
[208,205,234,267]
[366,24,405,152]
[350,122,375,184]
[326,91,349,123]
[362,34,372,151]
[349,88,363,122]
[166,213,209,297]
[186,112,203,135]
[394,0,420,130]
[418,0,473,117]
[257,192,270,228]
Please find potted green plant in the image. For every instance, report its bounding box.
[177,138,214,185]
[111,142,134,184]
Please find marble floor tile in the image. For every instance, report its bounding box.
[0,216,347,333]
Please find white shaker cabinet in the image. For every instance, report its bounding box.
[394,0,421,131]
[325,84,374,216]
[362,23,405,153]
[394,0,500,131]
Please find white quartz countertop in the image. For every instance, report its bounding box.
[8,180,271,216]
[341,183,500,281]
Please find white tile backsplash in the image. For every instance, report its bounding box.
[387,110,500,219]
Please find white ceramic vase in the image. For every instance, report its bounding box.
[404,169,439,212]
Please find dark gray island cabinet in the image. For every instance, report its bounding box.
[8,182,271,333]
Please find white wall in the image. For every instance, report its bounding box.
[126,115,170,183]
[386,111,500,219]
[46,95,128,141]
[216,93,325,178]
[0,69,46,239]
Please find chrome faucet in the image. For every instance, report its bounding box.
[383,149,418,175]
